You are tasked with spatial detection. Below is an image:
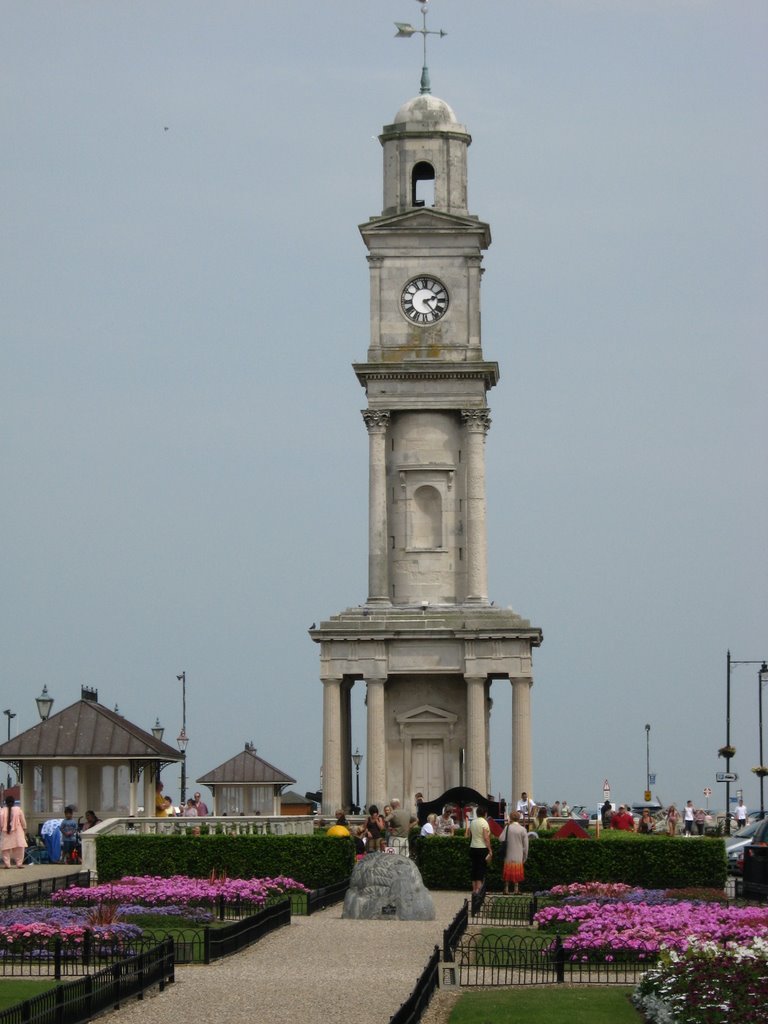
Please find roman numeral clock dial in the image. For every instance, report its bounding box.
[400,276,449,325]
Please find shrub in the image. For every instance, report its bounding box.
[94,834,355,889]
[411,833,727,891]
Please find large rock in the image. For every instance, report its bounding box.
[342,852,435,920]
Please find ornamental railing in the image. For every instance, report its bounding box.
[0,938,174,1024]
[79,815,315,876]
[454,932,657,987]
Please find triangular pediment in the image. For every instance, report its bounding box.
[396,704,458,726]
[360,207,490,242]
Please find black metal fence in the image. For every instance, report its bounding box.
[0,873,91,910]
[455,932,657,986]
[389,945,441,1024]
[129,897,292,964]
[0,932,144,980]
[0,938,174,1024]
[442,900,468,962]
[469,893,538,926]
[306,877,349,915]
[204,898,290,962]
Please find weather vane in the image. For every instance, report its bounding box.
[395,0,447,96]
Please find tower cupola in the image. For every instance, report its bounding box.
[380,94,471,216]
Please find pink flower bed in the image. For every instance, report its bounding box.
[535,898,768,954]
[50,874,309,909]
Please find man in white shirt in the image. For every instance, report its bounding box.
[735,798,748,828]
[516,792,534,827]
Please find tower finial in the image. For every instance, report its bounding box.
[394,1,447,95]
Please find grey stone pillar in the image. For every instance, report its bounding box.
[362,410,391,604]
[341,679,353,811]
[322,675,344,815]
[465,675,487,794]
[365,676,387,810]
[511,676,533,803]
[461,409,490,604]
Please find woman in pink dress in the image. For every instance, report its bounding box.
[0,795,28,868]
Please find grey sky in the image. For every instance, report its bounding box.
[2,1,766,814]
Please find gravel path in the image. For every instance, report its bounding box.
[100,891,468,1024]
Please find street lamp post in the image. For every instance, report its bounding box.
[759,662,768,816]
[645,724,651,800]
[725,652,768,835]
[3,710,15,789]
[351,748,363,814]
[176,672,188,807]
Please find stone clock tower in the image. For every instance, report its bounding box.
[311,81,542,816]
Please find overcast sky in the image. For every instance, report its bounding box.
[2,1,766,815]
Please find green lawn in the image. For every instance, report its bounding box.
[0,980,58,1011]
[449,987,642,1023]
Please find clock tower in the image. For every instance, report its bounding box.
[311,76,542,816]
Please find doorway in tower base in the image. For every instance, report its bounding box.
[393,702,461,804]
[411,738,444,802]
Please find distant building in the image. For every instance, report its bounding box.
[280,790,316,816]
[196,743,295,816]
[0,687,182,833]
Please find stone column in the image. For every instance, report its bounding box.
[511,676,533,802]
[362,410,391,604]
[365,676,387,810]
[322,675,344,816]
[465,675,487,794]
[341,679,353,811]
[461,409,491,604]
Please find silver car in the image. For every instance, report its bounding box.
[725,820,762,875]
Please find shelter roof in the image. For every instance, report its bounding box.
[0,700,182,761]
[196,744,295,787]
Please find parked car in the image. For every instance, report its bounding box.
[725,820,762,875]
[742,817,768,898]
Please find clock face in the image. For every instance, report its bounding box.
[400,276,449,325]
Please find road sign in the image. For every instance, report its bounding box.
[703,787,712,797]
[716,772,738,783]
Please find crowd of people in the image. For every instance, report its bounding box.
[154,781,209,817]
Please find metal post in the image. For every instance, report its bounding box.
[645,724,651,798]
[3,710,15,789]
[760,663,768,817]
[351,748,362,814]
[176,672,189,807]
[726,651,732,836]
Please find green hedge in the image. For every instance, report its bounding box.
[94,834,355,889]
[411,834,727,891]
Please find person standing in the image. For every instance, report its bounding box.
[59,806,79,862]
[600,800,613,828]
[683,800,695,836]
[193,791,209,816]
[666,804,679,836]
[636,808,654,834]
[516,792,534,829]
[694,806,707,836]
[0,795,27,868]
[500,811,529,895]
[364,804,385,852]
[466,804,492,895]
[735,798,748,828]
